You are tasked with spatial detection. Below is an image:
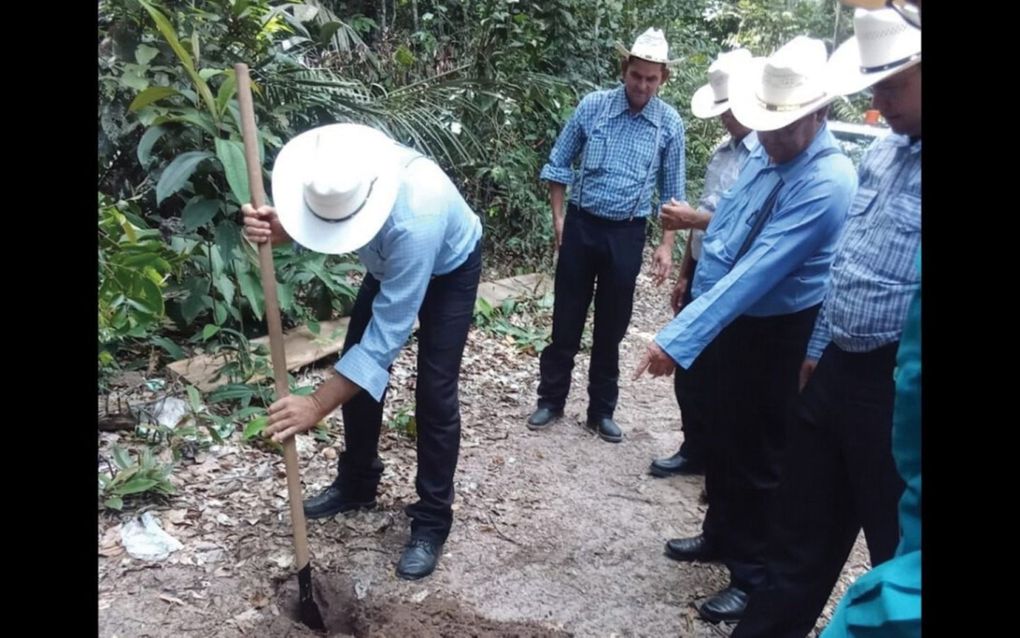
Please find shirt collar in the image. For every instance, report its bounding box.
[611,84,663,125]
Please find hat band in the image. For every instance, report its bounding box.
[755,91,827,112]
[860,51,920,74]
[631,53,667,63]
[306,177,378,224]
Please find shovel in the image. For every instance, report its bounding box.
[234,62,326,632]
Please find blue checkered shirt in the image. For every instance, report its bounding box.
[806,134,921,360]
[540,85,685,219]
[335,150,482,401]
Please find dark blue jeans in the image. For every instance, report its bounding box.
[537,204,646,420]
[334,240,482,544]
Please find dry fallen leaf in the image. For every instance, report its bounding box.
[99,525,125,558]
[250,592,270,609]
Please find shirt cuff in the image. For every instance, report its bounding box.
[805,333,828,361]
[540,164,574,185]
[336,344,390,402]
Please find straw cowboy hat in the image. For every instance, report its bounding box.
[615,28,683,66]
[837,1,920,28]
[827,7,921,96]
[691,48,753,119]
[271,123,402,255]
[729,36,837,131]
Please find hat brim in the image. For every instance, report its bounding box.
[729,58,837,132]
[614,42,684,66]
[271,124,401,255]
[826,36,921,97]
[691,83,730,119]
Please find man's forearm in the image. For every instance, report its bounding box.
[692,209,712,231]
[549,182,566,221]
[310,372,363,418]
[659,228,677,249]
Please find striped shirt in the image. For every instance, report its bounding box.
[690,132,759,260]
[806,134,921,360]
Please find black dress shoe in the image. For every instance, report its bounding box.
[664,534,718,562]
[527,407,563,430]
[396,537,442,580]
[698,586,749,623]
[585,416,623,443]
[302,484,376,519]
[648,450,705,477]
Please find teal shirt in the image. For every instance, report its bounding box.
[892,253,921,556]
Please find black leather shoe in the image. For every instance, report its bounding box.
[648,450,705,477]
[396,537,442,580]
[664,534,718,562]
[585,416,622,443]
[526,407,563,430]
[302,484,376,519]
[698,586,749,623]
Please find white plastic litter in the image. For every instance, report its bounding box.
[153,397,191,429]
[120,512,183,561]
[133,397,191,430]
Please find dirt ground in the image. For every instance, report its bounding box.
[98,262,871,637]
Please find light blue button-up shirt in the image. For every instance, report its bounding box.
[806,134,921,360]
[655,123,857,368]
[335,151,482,401]
[540,85,686,219]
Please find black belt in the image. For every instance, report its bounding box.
[568,202,647,227]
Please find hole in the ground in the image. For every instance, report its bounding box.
[275,571,572,637]
[275,571,358,636]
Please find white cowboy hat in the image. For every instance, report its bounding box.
[827,7,921,97]
[838,1,920,28]
[691,48,753,119]
[614,28,683,66]
[729,36,837,132]
[270,123,402,255]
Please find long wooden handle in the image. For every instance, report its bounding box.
[235,63,312,571]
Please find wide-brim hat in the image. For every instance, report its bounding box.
[837,1,920,28]
[614,27,683,66]
[271,123,401,255]
[691,48,753,119]
[729,36,837,131]
[827,7,921,97]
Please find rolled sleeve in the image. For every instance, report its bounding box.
[540,93,598,186]
[336,344,391,401]
[539,163,576,185]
